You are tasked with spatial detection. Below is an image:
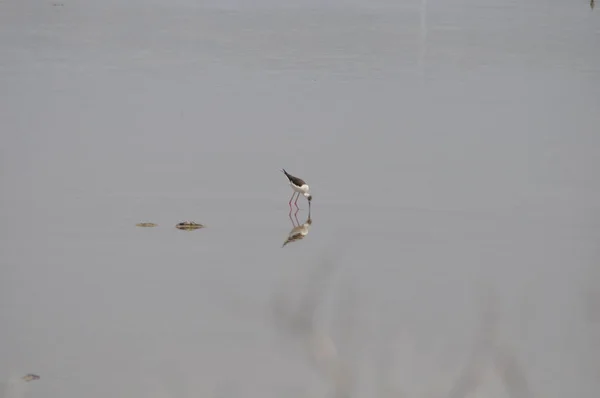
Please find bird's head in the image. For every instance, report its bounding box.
[305,193,312,201]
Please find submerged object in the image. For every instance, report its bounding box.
[136,222,158,227]
[176,221,204,230]
[22,374,40,382]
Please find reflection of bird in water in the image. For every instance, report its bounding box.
[21,374,40,382]
[281,169,312,208]
[592,0,595,9]
[282,207,312,247]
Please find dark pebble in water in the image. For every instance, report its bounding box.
[136,222,158,227]
[176,221,204,230]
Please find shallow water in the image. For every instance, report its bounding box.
[1,1,599,397]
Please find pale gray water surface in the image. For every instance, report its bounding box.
[1,1,599,397]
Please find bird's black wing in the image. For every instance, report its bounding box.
[281,169,306,186]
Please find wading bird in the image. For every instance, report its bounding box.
[281,169,312,207]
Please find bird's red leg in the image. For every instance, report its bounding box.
[289,192,297,206]
[294,193,300,208]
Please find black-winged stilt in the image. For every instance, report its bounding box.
[281,169,312,207]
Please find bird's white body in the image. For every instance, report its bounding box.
[290,181,310,196]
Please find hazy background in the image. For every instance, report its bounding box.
[1,0,599,397]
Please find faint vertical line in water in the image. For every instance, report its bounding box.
[418,0,428,73]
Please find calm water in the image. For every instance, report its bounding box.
[1,1,599,397]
